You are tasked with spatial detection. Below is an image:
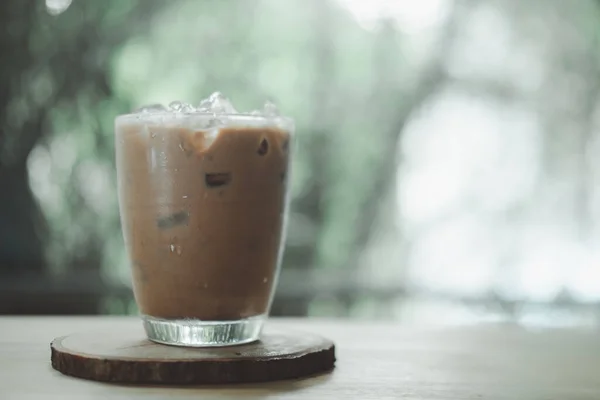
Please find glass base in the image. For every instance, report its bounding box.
[142,314,265,347]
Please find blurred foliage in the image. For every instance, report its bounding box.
[2,0,427,315]
[3,0,600,322]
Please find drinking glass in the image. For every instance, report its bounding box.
[115,111,293,346]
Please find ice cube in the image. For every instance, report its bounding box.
[197,98,212,112]
[134,104,167,113]
[168,101,184,112]
[130,94,284,122]
[180,103,196,113]
[262,100,280,117]
[169,101,195,113]
[198,92,237,114]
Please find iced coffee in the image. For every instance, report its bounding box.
[115,93,293,346]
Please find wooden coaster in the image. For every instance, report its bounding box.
[50,326,335,384]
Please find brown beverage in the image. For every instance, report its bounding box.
[115,98,293,346]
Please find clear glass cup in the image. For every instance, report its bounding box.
[115,111,293,347]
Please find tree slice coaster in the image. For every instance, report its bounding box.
[50,326,335,384]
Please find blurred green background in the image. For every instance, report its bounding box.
[2,0,600,326]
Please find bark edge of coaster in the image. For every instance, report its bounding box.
[50,327,335,384]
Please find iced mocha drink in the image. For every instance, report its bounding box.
[115,93,293,346]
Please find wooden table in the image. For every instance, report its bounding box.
[1,317,599,399]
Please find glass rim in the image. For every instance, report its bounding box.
[115,112,294,129]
